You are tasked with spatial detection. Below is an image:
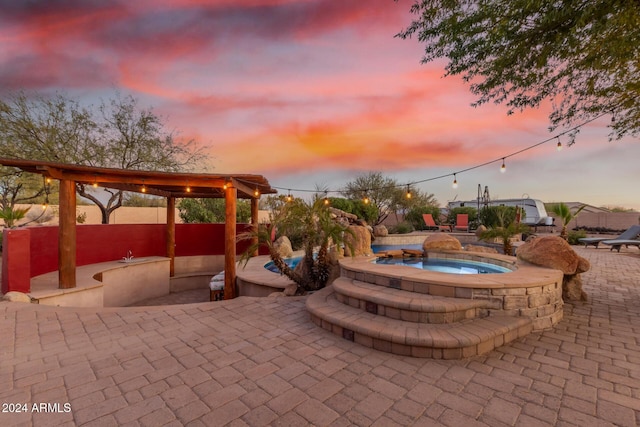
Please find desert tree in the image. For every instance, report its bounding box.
[0,92,206,223]
[397,0,640,140]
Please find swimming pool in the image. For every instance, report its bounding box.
[264,257,301,273]
[373,256,510,274]
[265,254,510,274]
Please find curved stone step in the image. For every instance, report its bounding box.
[306,286,533,359]
[332,277,489,323]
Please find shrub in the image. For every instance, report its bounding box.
[389,221,414,234]
[567,230,587,245]
[479,206,517,228]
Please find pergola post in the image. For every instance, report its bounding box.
[224,183,237,299]
[58,179,76,289]
[166,196,176,276]
[251,197,259,257]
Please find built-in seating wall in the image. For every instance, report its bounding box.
[23,223,257,278]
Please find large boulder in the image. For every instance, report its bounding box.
[422,234,462,251]
[516,236,579,274]
[516,236,589,301]
[372,225,388,237]
[273,236,294,259]
[344,225,373,256]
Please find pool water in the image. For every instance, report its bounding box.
[264,257,301,273]
[373,257,510,274]
[265,255,509,274]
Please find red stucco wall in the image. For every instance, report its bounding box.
[2,223,263,292]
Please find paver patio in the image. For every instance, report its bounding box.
[1,247,639,426]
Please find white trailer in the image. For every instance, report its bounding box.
[448,197,550,225]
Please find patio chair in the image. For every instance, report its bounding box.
[602,237,640,253]
[422,214,451,232]
[454,214,469,232]
[578,225,640,249]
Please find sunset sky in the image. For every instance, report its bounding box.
[1,0,638,210]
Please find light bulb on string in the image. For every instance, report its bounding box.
[406,185,412,199]
[556,137,562,151]
[141,180,146,193]
[500,158,506,173]
[323,191,330,205]
[452,174,458,189]
[254,188,260,197]
[286,191,293,202]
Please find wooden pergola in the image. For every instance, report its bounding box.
[0,158,277,299]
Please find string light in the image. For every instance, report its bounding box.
[141,180,146,193]
[92,175,98,188]
[363,194,370,204]
[269,111,611,197]
[406,185,412,199]
[323,191,329,205]
[254,188,260,197]
[286,191,293,202]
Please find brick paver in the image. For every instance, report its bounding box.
[1,247,639,426]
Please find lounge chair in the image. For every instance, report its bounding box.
[454,214,469,232]
[578,225,640,249]
[422,214,451,232]
[602,238,640,252]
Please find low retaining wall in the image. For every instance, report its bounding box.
[339,251,564,331]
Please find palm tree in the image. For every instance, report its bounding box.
[549,203,585,240]
[479,207,529,255]
[238,198,353,294]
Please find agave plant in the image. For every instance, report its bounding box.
[549,203,585,240]
[238,197,354,294]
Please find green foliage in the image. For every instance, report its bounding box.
[178,198,251,223]
[548,202,585,240]
[479,222,530,255]
[351,200,379,225]
[0,206,30,228]
[447,207,478,229]
[478,205,529,255]
[238,198,353,293]
[326,197,354,213]
[325,197,378,225]
[0,167,46,213]
[389,222,414,234]
[567,230,587,246]
[0,92,206,224]
[405,205,442,231]
[341,172,438,226]
[341,172,397,225]
[398,0,640,139]
[478,206,517,229]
